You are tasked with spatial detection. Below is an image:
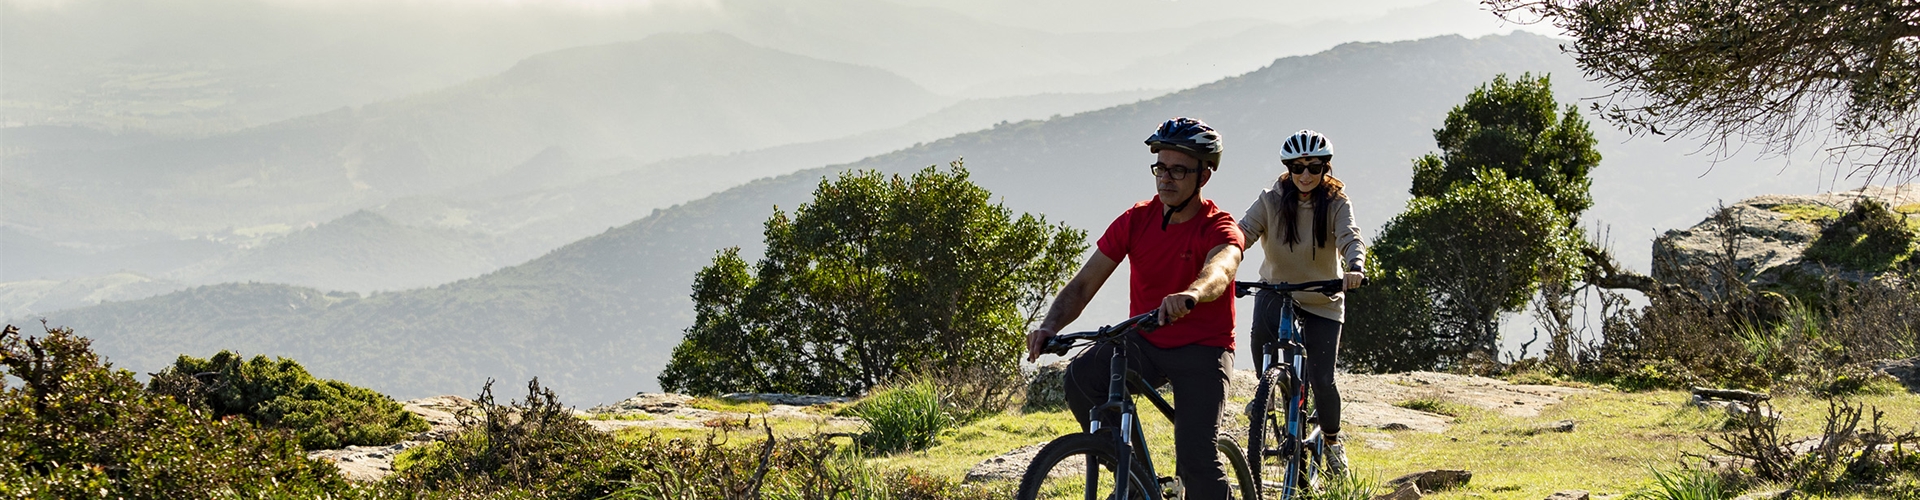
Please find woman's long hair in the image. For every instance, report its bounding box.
[1277,172,1348,250]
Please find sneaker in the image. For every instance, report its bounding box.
[1324,439,1349,476]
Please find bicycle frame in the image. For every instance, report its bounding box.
[1236,279,1344,499]
[1047,312,1172,500]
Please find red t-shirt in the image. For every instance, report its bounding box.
[1096,198,1245,350]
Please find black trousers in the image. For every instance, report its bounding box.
[1251,289,1344,437]
[1063,331,1233,500]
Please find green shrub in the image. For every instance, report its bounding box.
[391,378,623,497]
[0,325,351,498]
[1803,199,1919,272]
[851,379,954,453]
[1624,465,1731,500]
[150,350,429,450]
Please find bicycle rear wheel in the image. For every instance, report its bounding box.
[1016,432,1155,500]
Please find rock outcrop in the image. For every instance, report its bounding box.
[1652,184,1920,296]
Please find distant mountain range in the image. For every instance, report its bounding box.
[5,32,948,238]
[30,32,1715,405]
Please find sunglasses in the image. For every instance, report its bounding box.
[1286,159,1329,175]
[1150,162,1202,180]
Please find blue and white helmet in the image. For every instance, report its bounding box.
[1279,129,1333,161]
[1145,117,1224,169]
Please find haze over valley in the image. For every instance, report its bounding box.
[2,0,1849,403]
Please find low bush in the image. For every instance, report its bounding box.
[1623,465,1731,500]
[851,378,954,453]
[1697,398,1920,496]
[390,378,624,498]
[150,350,429,450]
[0,324,351,498]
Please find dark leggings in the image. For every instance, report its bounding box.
[1062,331,1233,500]
[1251,289,1344,437]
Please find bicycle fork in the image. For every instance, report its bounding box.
[1089,345,1159,499]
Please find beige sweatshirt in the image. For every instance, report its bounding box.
[1237,178,1368,322]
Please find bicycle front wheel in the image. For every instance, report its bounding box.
[1016,432,1155,500]
[1246,366,1285,496]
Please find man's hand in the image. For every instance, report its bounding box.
[1343,271,1365,290]
[1026,327,1057,362]
[1157,292,1200,325]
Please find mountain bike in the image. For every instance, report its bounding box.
[1235,279,1347,500]
[1016,308,1258,500]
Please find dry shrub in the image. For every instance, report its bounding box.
[1698,398,1920,495]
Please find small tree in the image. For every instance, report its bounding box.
[1354,171,1581,369]
[1410,73,1600,220]
[1348,74,1594,371]
[659,162,1086,396]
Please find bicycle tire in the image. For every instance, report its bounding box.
[1016,432,1155,500]
[1246,365,1283,496]
[1277,370,1318,499]
[1216,435,1258,500]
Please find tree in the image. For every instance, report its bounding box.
[1351,170,1582,370]
[1347,75,1593,371]
[1411,73,1601,219]
[658,163,1086,396]
[1489,0,1920,179]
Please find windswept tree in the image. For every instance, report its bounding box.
[658,163,1086,396]
[1489,0,1920,179]
[1347,75,1592,371]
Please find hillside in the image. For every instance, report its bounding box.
[28,32,1824,404]
[3,32,949,240]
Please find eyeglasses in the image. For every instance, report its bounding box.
[1150,162,1202,180]
[1286,159,1329,175]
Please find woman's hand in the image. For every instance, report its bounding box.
[1343,271,1365,290]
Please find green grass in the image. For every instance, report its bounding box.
[1772,203,1844,223]
[582,412,655,421]
[687,397,771,414]
[1395,397,1477,419]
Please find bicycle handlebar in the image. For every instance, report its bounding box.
[1041,298,1194,356]
[1233,278,1366,298]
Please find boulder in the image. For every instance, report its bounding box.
[1372,480,1421,500]
[588,392,694,414]
[719,393,850,406]
[1653,185,1920,297]
[1874,357,1920,392]
[1387,469,1471,493]
[1544,491,1589,500]
[1023,360,1071,412]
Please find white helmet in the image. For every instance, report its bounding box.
[1279,129,1333,161]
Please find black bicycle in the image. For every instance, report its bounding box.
[1236,279,1347,499]
[1016,309,1257,500]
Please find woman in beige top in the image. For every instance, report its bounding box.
[1237,129,1367,474]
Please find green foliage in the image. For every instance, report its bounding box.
[0,325,351,498]
[392,378,621,497]
[1410,73,1599,219]
[659,162,1087,397]
[1348,74,1595,372]
[1490,0,1920,177]
[150,350,429,450]
[1352,169,1583,370]
[1803,199,1920,272]
[852,379,955,454]
[1623,466,1730,500]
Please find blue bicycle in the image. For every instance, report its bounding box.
[1236,279,1347,499]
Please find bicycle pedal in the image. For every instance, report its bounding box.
[1158,476,1183,499]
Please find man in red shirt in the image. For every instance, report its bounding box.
[1025,117,1245,498]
